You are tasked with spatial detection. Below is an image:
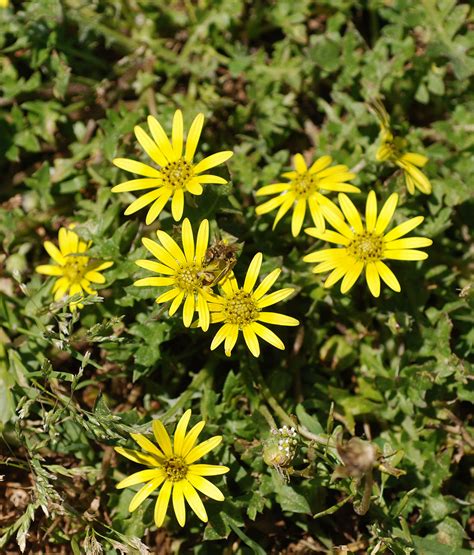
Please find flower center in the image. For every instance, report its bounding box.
[291,173,318,198]
[161,158,194,190]
[223,290,259,328]
[175,263,203,293]
[63,255,89,284]
[347,232,384,263]
[162,456,188,482]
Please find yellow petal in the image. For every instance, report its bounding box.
[182,294,195,327]
[169,290,185,316]
[113,158,161,178]
[365,262,380,298]
[210,323,232,351]
[147,115,175,162]
[134,125,168,167]
[186,179,203,195]
[135,259,175,275]
[338,193,363,233]
[156,288,181,304]
[142,237,180,270]
[114,446,161,467]
[145,190,172,225]
[172,109,184,159]
[256,183,289,196]
[253,269,281,300]
[194,174,227,185]
[188,464,229,476]
[375,261,401,292]
[365,190,378,232]
[36,264,63,276]
[129,477,164,512]
[152,420,173,457]
[307,229,350,246]
[185,113,204,162]
[197,293,210,332]
[183,481,208,522]
[181,219,195,262]
[117,469,164,489]
[243,253,262,292]
[340,261,364,294]
[131,433,166,459]
[256,194,288,215]
[383,249,428,261]
[309,155,332,174]
[156,230,187,265]
[383,216,425,242]
[307,196,325,231]
[44,241,66,265]
[83,271,106,284]
[291,198,306,237]
[400,152,428,167]
[257,312,299,326]
[185,436,222,464]
[112,178,161,193]
[317,164,350,179]
[251,322,285,350]
[293,153,307,173]
[185,474,225,502]
[171,188,184,221]
[385,237,432,250]
[124,189,165,215]
[375,193,398,234]
[193,151,233,174]
[182,421,206,457]
[243,325,260,357]
[302,247,344,263]
[134,277,175,287]
[319,182,360,193]
[171,481,186,527]
[195,219,209,261]
[272,196,294,229]
[154,480,173,528]
[324,266,347,288]
[224,324,239,356]
[257,288,294,309]
[173,410,192,457]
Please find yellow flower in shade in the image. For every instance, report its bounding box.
[134,218,213,330]
[35,227,113,310]
[112,110,233,224]
[208,253,299,357]
[376,129,431,195]
[115,410,229,528]
[303,191,432,297]
[255,153,359,237]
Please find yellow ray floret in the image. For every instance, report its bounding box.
[35,227,113,310]
[255,153,359,237]
[112,110,233,224]
[115,409,229,528]
[134,218,214,331]
[303,191,432,297]
[208,253,299,357]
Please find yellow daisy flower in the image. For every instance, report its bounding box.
[35,227,113,310]
[376,129,432,195]
[115,410,229,528]
[371,100,431,195]
[255,153,359,237]
[303,191,432,297]
[208,253,299,357]
[134,218,213,331]
[112,110,233,224]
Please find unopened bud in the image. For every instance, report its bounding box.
[263,425,299,469]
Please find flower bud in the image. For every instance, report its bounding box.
[263,425,299,469]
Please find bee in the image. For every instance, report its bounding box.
[199,240,239,287]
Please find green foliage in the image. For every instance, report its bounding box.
[1,0,473,553]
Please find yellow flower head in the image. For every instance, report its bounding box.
[255,153,359,237]
[35,227,113,310]
[112,110,233,224]
[208,253,299,357]
[0,0,9,8]
[304,191,433,297]
[115,410,229,528]
[134,218,213,330]
[376,129,431,195]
